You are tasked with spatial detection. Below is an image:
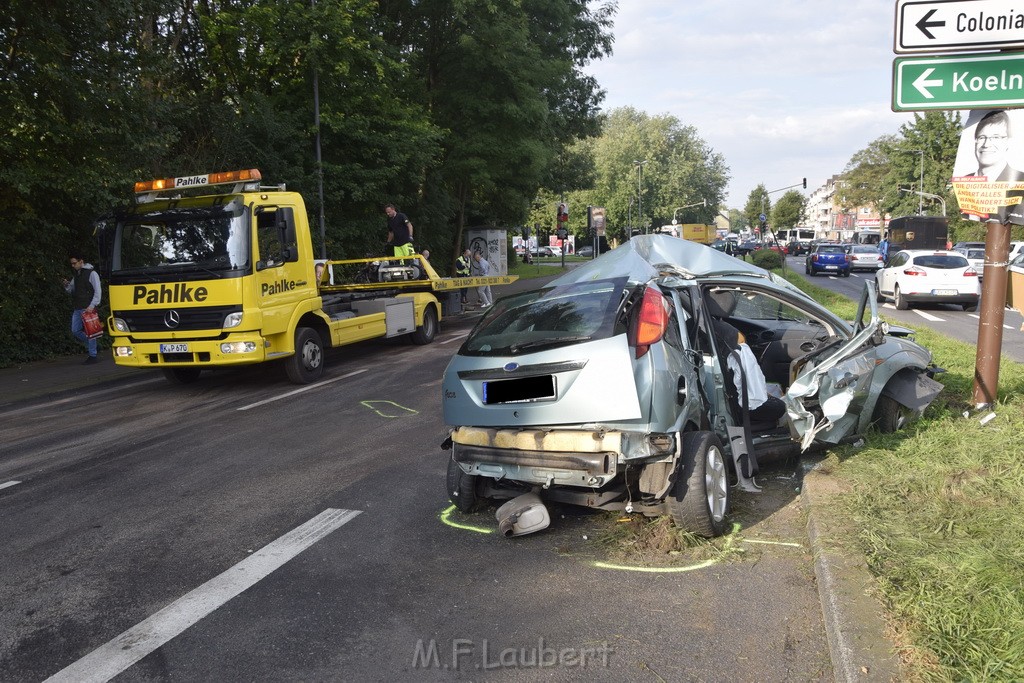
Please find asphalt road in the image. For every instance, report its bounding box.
[0,313,833,681]
[784,255,1024,362]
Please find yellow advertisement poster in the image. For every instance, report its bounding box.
[950,109,1024,225]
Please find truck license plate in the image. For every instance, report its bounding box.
[933,289,956,296]
[160,343,190,353]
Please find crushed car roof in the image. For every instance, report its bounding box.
[550,234,801,292]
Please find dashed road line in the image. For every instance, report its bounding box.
[44,508,362,683]
[0,481,22,491]
[912,309,945,322]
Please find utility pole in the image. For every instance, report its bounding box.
[633,160,648,234]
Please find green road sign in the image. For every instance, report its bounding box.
[893,52,1024,111]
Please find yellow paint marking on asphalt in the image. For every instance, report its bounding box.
[741,538,804,548]
[360,400,419,418]
[439,505,494,534]
[592,523,742,573]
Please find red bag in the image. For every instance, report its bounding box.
[82,309,104,339]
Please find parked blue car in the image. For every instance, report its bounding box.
[806,243,851,277]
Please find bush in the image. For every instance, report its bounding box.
[751,249,783,270]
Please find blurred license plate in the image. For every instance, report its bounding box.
[483,375,555,404]
[825,265,838,269]
[933,289,956,296]
[160,343,189,353]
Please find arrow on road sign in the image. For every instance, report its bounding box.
[913,68,943,98]
[915,9,944,39]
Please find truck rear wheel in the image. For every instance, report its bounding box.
[410,306,438,345]
[286,327,325,384]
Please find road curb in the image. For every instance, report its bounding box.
[801,464,903,682]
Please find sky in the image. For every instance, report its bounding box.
[582,0,919,208]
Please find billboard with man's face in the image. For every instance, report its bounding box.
[951,109,1024,225]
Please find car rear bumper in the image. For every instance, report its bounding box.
[901,292,979,305]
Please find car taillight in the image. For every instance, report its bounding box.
[632,287,669,359]
[811,254,818,262]
[903,266,927,276]
[964,268,978,277]
[845,254,852,262]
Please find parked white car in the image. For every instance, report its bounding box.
[875,250,980,311]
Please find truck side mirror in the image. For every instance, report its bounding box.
[275,208,297,257]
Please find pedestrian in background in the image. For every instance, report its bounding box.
[472,251,493,308]
[64,251,102,364]
[879,236,890,263]
[456,248,472,304]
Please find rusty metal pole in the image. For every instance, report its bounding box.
[972,222,1012,408]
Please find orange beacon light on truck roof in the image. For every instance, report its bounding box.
[134,169,262,194]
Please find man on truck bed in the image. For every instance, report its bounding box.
[384,204,414,257]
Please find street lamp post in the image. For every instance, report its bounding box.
[673,199,707,223]
[915,149,924,215]
[633,160,648,233]
[899,187,946,218]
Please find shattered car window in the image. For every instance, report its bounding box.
[460,277,629,357]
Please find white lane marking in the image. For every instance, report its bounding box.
[236,369,368,411]
[883,303,896,310]
[0,481,21,490]
[44,508,361,683]
[441,332,469,345]
[966,313,1015,329]
[0,378,163,419]
[913,309,944,322]
[828,276,838,280]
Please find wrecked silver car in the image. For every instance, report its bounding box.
[441,234,942,536]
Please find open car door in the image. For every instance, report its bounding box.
[785,279,887,450]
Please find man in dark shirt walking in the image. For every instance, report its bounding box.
[384,204,415,258]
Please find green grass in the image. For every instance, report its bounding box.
[782,268,1024,681]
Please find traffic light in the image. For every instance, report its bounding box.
[557,202,568,224]
[803,177,807,189]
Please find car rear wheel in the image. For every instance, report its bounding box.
[894,285,910,310]
[962,302,978,312]
[669,431,729,537]
[873,394,911,433]
[446,458,481,513]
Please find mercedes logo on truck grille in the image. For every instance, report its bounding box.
[164,310,181,329]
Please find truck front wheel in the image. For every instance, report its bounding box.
[286,327,325,384]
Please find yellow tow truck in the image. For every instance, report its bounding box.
[100,169,515,383]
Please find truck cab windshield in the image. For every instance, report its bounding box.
[112,202,249,277]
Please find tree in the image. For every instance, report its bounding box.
[560,107,730,241]
[771,190,806,231]
[743,185,771,234]
[838,134,900,214]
